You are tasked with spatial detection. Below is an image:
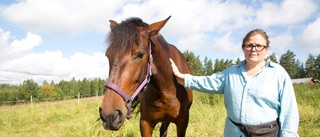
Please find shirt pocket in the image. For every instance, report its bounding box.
[247,79,280,109]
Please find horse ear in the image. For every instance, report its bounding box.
[148,16,171,36]
[109,20,118,30]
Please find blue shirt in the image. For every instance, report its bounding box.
[184,60,299,137]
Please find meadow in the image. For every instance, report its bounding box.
[0,84,319,137]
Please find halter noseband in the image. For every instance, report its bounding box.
[104,42,152,119]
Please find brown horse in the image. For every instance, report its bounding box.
[99,16,193,137]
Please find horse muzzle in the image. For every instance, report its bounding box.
[99,107,125,130]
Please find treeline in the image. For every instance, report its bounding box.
[0,50,319,105]
[183,50,320,79]
[0,78,106,105]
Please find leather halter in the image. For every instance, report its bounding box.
[104,42,152,119]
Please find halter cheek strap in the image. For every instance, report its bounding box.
[104,42,152,119]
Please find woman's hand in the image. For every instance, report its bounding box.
[169,58,185,80]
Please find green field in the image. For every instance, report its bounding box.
[0,84,319,137]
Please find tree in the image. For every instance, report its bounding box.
[235,57,241,65]
[296,62,306,78]
[90,78,100,96]
[80,78,91,97]
[267,52,278,63]
[203,56,214,75]
[305,54,316,78]
[69,77,78,96]
[293,59,302,79]
[53,84,64,99]
[213,59,223,73]
[183,51,204,76]
[279,50,297,78]
[39,83,59,100]
[58,80,70,96]
[315,54,320,80]
[98,78,106,95]
[224,59,234,68]
[0,84,19,104]
[18,79,39,101]
[213,59,234,73]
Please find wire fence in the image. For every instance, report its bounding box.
[0,93,97,105]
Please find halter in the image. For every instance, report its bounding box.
[104,42,152,119]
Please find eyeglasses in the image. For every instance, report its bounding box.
[243,43,267,52]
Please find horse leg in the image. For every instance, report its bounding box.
[176,115,190,137]
[160,121,170,137]
[140,119,156,137]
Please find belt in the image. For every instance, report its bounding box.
[229,118,279,137]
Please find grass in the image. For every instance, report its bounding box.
[0,98,101,137]
[0,84,319,137]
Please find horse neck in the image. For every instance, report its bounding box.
[149,36,173,91]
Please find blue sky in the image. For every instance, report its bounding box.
[0,0,319,84]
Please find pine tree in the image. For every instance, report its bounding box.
[279,50,297,78]
[315,54,320,80]
[267,52,278,63]
[213,59,222,73]
[305,54,316,78]
[183,51,204,76]
[235,57,241,65]
[203,56,214,75]
[224,59,234,68]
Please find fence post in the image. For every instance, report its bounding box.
[30,95,33,108]
[78,92,80,105]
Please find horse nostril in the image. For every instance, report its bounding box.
[99,107,107,122]
[115,109,123,120]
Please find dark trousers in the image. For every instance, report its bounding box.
[230,118,279,137]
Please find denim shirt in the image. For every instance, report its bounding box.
[184,60,299,137]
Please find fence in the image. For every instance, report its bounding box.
[0,93,98,105]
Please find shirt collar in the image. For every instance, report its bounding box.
[265,59,275,68]
[238,59,275,68]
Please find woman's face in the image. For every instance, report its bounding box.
[243,34,268,64]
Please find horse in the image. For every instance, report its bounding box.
[99,16,193,137]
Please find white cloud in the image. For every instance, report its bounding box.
[0,28,10,47]
[256,0,317,27]
[2,0,253,40]
[176,33,206,51]
[1,0,320,84]
[211,31,238,52]
[210,31,243,58]
[2,0,126,36]
[269,32,293,53]
[0,29,42,63]
[298,18,320,54]
[0,30,108,84]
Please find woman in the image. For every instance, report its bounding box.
[170,29,299,137]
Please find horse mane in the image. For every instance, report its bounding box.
[106,17,149,57]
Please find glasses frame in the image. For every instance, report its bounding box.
[243,43,267,52]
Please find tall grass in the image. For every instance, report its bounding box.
[294,84,320,136]
[0,84,319,137]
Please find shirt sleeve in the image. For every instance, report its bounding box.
[278,71,300,137]
[184,71,225,94]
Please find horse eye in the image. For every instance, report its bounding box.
[134,51,145,59]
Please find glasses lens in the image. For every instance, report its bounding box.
[255,44,263,50]
[245,44,253,50]
[245,44,265,51]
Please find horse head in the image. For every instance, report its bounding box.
[99,16,171,130]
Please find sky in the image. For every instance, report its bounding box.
[0,0,319,85]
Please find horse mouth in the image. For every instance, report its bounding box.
[102,121,121,131]
[99,108,125,130]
